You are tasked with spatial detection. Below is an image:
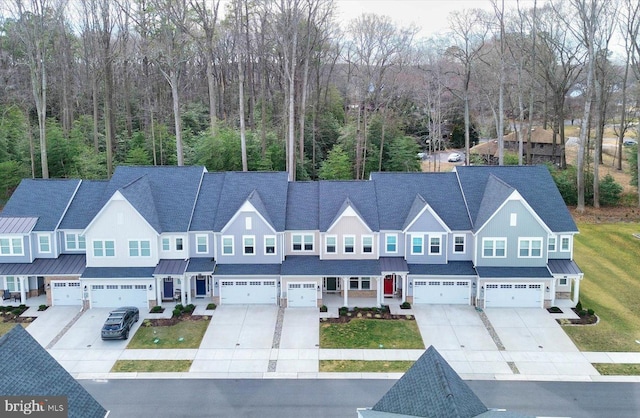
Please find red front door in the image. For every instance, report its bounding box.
[384,276,394,295]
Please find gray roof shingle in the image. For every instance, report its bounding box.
[1,179,80,231]
[372,346,489,417]
[189,172,225,231]
[81,267,155,278]
[59,180,108,229]
[286,181,319,230]
[214,263,281,275]
[409,261,477,276]
[455,166,577,232]
[474,175,515,229]
[475,266,553,278]
[186,257,216,273]
[319,180,379,231]
[371,172,472,231]
[0,325,107,418]
[154,259,188,275]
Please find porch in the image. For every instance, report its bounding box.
[1,293,47,308]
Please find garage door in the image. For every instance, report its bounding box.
[413,280,471,304]
[287,282,317,307]
[51,281,82,306]
[484,283,543,308]
[220,280,277,305]
[90,284,149,308]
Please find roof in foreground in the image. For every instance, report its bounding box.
[0,325,107,418]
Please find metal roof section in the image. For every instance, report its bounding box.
[380,257,409,273]
[81,267,155,279]
[548,259,583,275]
[0,217,38,234]
[214,263,281,276]
[0,326,108,418]
[186,257,216,273]
[475,266,553,278]
[153,259,188,275]
[0,254,86,276]
[281,256,381,276]
[409,261,477,276]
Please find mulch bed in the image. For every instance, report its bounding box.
[1,305,32,323]
[323,307,415,324]
[556,308,598,325]
[142,314,208,327]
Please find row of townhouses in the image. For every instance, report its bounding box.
[0,165,583,310]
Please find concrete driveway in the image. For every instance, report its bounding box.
[199,305,278,349]
[25,306,81,348]
[413,305,497,351]
[276,307,320,374]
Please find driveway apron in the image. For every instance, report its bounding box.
[276,307,320,374]
[25,306,80,348]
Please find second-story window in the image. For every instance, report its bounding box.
[129,240,151,257]
[548,237,556,252]
[162,238,170,251]
[386,234,397,253]
[196,235,208,254]
[175,238,184,251]
[222,236,234,255]
[411,235,423,255]
[0,237,23,256]
[344,236,355,253]
[560,236,571,252]
[243,236,255,255]
[93,240,115,257]
[362,236,373,253]
[519,238,542,258]
[453,235,465,253]
[482,238,506,258]
[429,236,441,255]
[38,235,51,253]
[326,236,336,253]
[66,233,86,250]
[292,234,313,251]
[265,236,276,254]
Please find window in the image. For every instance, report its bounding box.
[548,237,556,252]
[519,238,542,258]
[429,235,441,255]
[349,277,371,290]
[558,278,568,286]
[362,236,373,253]
[510,213,517,226]
[0,237,23,256]
[560,235,571,252]
[243,236,255,255]
[264,236,276,254]
[245,217,252,230]
[129,240,151,257]
[78,235,86,250]
[325,236,336,253]
[175,238,184,251]
[344,236,355,253]
[196,235,208,254]
[93,240,115,257]
[66,233,79,250]
[411,235,423,255]
[222,236,234,255]
[453,235,465,253]
[292,234,313,252]
[38,235,51,253]
[482,238,506,258]
[162,237,170,251]
[386,234,397,253]
[6,276,20,292]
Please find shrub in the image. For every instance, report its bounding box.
[175,304,184,311]
[579,309,588,317]
[400,301,411,309]
[599,174,623,206]
[172,308,182,318]
[11,308,22,316]
[338,306,348,316]
[587,308,595,316]
[576,300,583,312]
[150,305,164,313]
[319,305,327,313]
[206,303,217,310]
[38,304,48,311]
[185,304,196,313]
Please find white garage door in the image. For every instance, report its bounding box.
[413,280,471,305]
[220,280,277,305]
[51,281,82,306]
[90,284,149,308]
[287,282,317,307]
[484,283,543,308]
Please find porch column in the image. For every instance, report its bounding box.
[376,277,382,307]
[19,276,27,304]
[186,275,192,305]
[401,274,407,303]
[156,277,162,305]
[572,277,581,305]
[342,277,348,307]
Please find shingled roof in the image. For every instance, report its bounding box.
[318,180,379,232]
[59,180,108,230]
[0,325,107,418]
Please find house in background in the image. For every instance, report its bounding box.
[0,165,582,311]
[470,128,564,165]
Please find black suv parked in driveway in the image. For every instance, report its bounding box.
[101,306,140,340]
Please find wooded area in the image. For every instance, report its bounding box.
[0,0,639,210]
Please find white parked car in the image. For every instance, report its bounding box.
[623,139,637,146]
[447,152,462,162]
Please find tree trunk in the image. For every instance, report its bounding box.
[238,52,248,171]
[170,70,184,166]
[617,56,629,171]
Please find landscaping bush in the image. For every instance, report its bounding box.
[576,300,583,312]
[338,307,349,316]
[150,306,164,313]
[587,308,595,316]
[11,308,22,316]
[38,305,48,311]
[400,301,411,309]
[175,304,184,311]
[319,305,328,313]
[172,308,182,318]
[185,304,196,313]
[206,303,217,310]
[599,174,623,206]
[579,309,588,317]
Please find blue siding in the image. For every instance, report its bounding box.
[0,236,32,263]
[189,232,214,258]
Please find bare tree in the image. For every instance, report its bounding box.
[622,0,640,206]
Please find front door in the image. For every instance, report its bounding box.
[196,276,206,296]
[326,277,337,292]
[384,275,394,296]
[163,278,174,299]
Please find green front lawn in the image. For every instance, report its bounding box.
[320,360,414,373]
[111,360,192,373]
[564,223,640,352]
[0,322,27,336]
[127,318,209,349]
[320,319,424,349]
[592,363,640,376]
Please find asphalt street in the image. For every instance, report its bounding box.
[80,379,640,418]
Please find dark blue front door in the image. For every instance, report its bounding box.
[163,278,174,299]
[196,277,206,295]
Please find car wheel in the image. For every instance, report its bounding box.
[124,329,129,340]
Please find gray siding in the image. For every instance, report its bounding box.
[405,233,447,264]
[475,200,548,267]
[447,232,474,261]
[0,235,32,263]
[322,215,376,260]
[32,232,57,259]
[218,212,280,264]
[189,232,214,258]
[379,231,405,257]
